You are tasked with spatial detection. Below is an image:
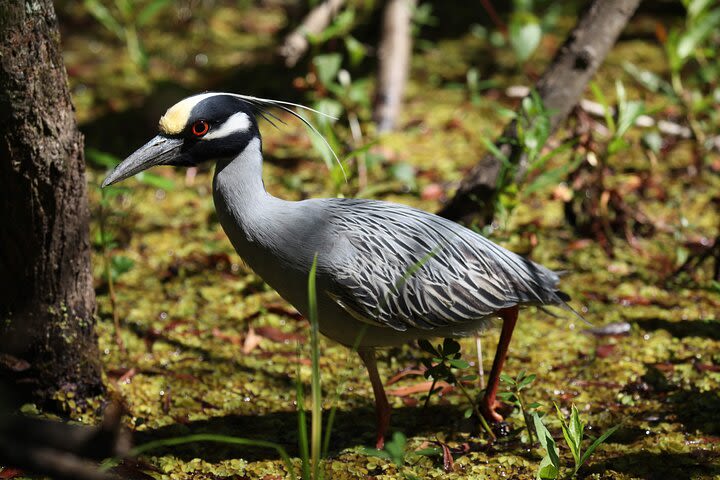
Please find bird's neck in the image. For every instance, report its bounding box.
[212,137,287,247]
[213,137,268,204]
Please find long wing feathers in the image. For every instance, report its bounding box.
[321,199,568,332]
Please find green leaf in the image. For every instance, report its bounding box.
[642,131,663,154]
[110,255,134,279]
[509,12,542,62]
[577,424,620,472]
[499,373,516,385]
[686,0,714,19]
[136,171,175,190]
[137,0,172,26]
[615,80,645,138]
[415,446,442,456]
[442,338,461,355]
[533,413,560,469]
[389,162,417,190]
[344,35,366,66]
[360,446,391,460]
[537,455,560,480]
[623,62,675,97]
[384,432,407,467]
[496,392,516,401]
[418,339,437,355]
[569,405,584,446]
[554,404,578,464]
[524,155,583,196]
[590,82,615,134]
[87,148,121,168]
[518,373,537,388]
[84,0,125,39]
[313,53,343,87]
[676,9,720,61]
[310,8,356,44]
[534,412,561,480]
[115,0,133,20]
[448,359,469,369]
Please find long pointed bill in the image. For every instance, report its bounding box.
[101,135,184,187]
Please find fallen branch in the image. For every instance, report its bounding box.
[278,0,346,68]
[438,0,642,224]
[0,402,129,480]
[374,0,416,132]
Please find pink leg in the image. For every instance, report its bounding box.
[481,306,518,423]
[358,347,390,449]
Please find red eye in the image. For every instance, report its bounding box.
[191,120,209,137]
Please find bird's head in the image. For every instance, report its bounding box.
[102,92,261,187]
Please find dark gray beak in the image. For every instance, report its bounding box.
[101,135,183,188]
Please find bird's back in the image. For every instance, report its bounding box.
[297,198,569,335]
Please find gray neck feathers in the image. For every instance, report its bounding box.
[214,137,267,203]
[212,137,288,246]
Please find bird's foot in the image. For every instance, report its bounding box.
[480,397,504,424]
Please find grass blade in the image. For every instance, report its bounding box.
[577,424,620,473]
[128,434,296,480]
[308,254,322,478]
[296,350,311,479]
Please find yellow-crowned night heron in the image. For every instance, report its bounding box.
[103,92,572,449]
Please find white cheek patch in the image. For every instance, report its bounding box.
[204,112,251,140]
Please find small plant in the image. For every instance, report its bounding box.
[498,370,541,444]
[589,81,646,159]
[361,432,421,480]
[532,404,619,479]
[418,338,494,439]
[83,0,171,70]
[480,90,577,229]
[625,0,719,160]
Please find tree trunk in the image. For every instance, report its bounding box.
[438,0,642,224]
[374,0,416,132]
[0,1,103,405]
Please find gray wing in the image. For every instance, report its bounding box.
[320,199,567,332]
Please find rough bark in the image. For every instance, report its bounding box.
[278,0,346,67]
[438,0,642,224]
[374,0,416,133]
[0,1,103,404]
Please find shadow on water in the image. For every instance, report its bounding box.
[667,389,720,436]
[133,404,468,462]
[627,362,720,436]
[586,451,720,480]
[634,317,720,341]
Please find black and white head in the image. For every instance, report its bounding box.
[102,92,335,187]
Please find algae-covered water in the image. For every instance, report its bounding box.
[47,1,720,478]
